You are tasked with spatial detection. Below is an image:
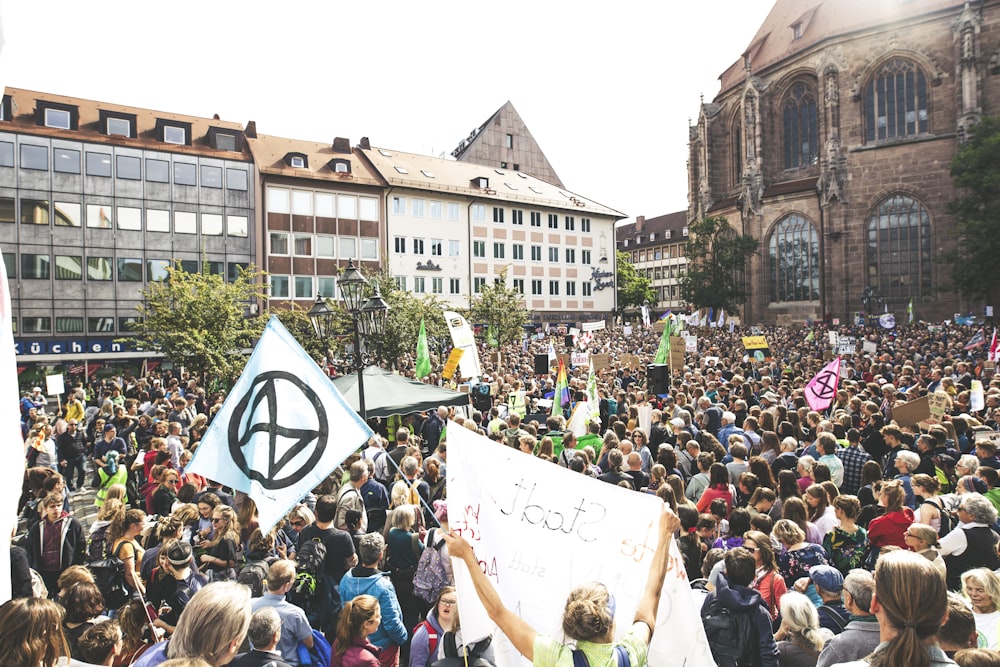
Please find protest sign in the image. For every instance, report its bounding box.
[442,348,465,380]
[893,395,931,427]
[571,352,589,367]
[45,374,64,396]
[670,337,685,368]
[620,353,641,369]
[926,393,950,425]
[590,353,610,371]
[581,320,606,332]
[837,336,857,356]
[637,403,653,437]
[447,425,713,667]
[622,325,633,336]
[862,341,877,356]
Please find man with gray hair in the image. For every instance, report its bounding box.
[231,607,292,667]
[336,460,369,532]
[816,569,879,667]
[249,560,313,665]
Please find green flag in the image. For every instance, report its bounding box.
[653,318,673,364]
[415,318,431,378]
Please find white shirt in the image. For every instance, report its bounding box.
[938,521,988,557]
[974,608,1000,649]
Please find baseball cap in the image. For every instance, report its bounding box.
[809,565,844,593]
[103,424,116,433]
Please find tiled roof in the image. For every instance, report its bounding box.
[615,210,688,248]
[246,134,386,187]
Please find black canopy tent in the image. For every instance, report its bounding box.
[331,366,469,418]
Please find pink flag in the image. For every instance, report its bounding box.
[990,328,999,363]
[804,357,841,412]
[0,257,24,602]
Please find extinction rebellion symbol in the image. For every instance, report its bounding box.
[228,371,328,490]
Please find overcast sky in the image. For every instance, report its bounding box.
[0,0,774,222]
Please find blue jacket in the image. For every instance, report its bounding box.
[339,567,408,649]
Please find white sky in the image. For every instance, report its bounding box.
[0,0,774,222]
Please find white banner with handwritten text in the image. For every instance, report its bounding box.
[446,423,713,667]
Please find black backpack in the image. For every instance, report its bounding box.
[237,557,275,597]
[430,631,494,667]
[922,498,953,538]
[289,538,327,609]
[701,596,758,667]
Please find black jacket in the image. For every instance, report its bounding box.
[701,574,779,667]
[25,514,86,573]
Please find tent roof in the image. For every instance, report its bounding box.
[332,366,469,418]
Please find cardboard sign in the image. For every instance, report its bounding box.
[46,374,64,396]
[653,320,666,333]
[927,393,950,425]
[620,353,641,369]
[556,353,572,370]
[776,314,793,326]
[742,336,769,350]
[683,335,698,354]
[442,348,465,380]
[590,353,610,371]
[893,395,931,427]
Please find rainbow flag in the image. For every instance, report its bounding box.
[553,357,570,418]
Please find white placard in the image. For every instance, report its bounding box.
[637,403,653,437]
[828,331,838,346]
[581,320,606,332]
[571,352,589,367]
[623,325,633,336]
[684,335,698,353]
[447,425,713,667]
[45,374,64,396]
[862,341,878,355]
[837,336,856,356]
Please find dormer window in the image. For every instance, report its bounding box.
[208,126,239,151]
[0,95,10,121]
[285,152,308,169]
[155,119,192,146]
[328,158,351,174]
[650,233,656,241]
[792,22,802,39]
[99,110,137,138]
[471,177,489,189]
[682,226,689,236]
[37,102,79,130]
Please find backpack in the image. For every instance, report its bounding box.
[289,538,327,609]
[572,645,629,667]
[88,541,130,611]
[88,524,109,562]
[931,452,956,494]
[431,631,494,667]
[701,596,758,667]
[237,557,275,597]
[922,498,953,538]
[414,619,440,658]
[413,529,453,604]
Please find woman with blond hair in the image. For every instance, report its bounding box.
[107,506,147,598]
[831,550,951,667]
[904,523,947,577]
[773,591,827,666]
[198,505,239,582]
[0,597,71,666]
[962,568,1000,649]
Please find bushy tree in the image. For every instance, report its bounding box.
[679,215,759,313]
[469,268,530,348]
[616,250,656,314]
[133,262,267,387]
[945,115,1000,304]
[369,272,451,370]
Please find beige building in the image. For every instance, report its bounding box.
[616,212,689,311]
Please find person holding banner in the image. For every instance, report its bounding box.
[441,505,679,666]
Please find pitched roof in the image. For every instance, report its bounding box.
[360,145,624,218]
[245,134,386,187]
[717,0,966,96]
[615,211,688,248]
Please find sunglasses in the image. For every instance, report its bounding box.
[166,479,178,485]
[290,520,305,528]
[212,518,225,524]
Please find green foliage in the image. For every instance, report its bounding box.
[469,269,530,348]
[273,304,331,362]
[133,262,267,387]
[369,272,451,370]
[616,250,656,313]
[945,116,1000,304]
[679,215,759,312]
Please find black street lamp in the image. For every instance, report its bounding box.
[860,286,883,325]
[335,260,387,422]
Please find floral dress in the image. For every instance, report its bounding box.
[777,543,830,588]
[822,526,868,575]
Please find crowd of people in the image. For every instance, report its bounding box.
[5,318,1000,667]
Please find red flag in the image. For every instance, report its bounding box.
[804,357,841,412]
[965,328,986,350]
[990,328,999,363]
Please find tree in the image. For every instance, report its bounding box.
[616,250,656,314]
[273,303,329,362]
[945,115,1000,304]
[469,268,530,348]
[679,215,759,313]
[133,262,267,387]
[368,272,451,371]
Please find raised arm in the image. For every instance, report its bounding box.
[631,505,680,644]
[442,531,537,661]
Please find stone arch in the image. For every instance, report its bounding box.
[765,212,821,303]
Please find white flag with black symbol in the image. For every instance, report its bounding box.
[187,316,372,532]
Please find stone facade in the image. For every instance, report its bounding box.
[687,0,997,324]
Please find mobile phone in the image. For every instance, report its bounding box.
[145,602,159,621]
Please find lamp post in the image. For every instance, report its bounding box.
[860,286,883,326]
[307,294,336,374]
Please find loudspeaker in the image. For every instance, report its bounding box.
[649,364,670,395]
[534,354,550,375]
[564,335,574,347]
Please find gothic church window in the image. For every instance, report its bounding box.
[768,214,819,302]
[867,194,931,300]
[731,116,742,187]
[864,58,928,142]
[783,83,818,168]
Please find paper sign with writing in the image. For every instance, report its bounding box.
[742,336,769,350]
[862,341,878,355]
[442,348,465,380]
[926,393,950,425]
[446,424,712,667]
[837,337,857,356]
[45,374,64,396]
[581,320,606,332]
[571,352,589,367]
[828,331,838,346]
[590,353,610,371]
[684,335,698,353]
[620,353,641,369]
[622,325,633,336]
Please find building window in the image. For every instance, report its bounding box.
[513,244,524,260]
[549,280,559,295]
[117,258,143,282]
[583,282,592,296]
[867,194,931,300]
[294,235,312,256]
[447,203,460,220]
[147,209,169,232]
[768,213,820,303]
[88,317,115,333]
[329,158,350,173]
[512,209,523,225]
[359,197,378,221]
[506,134,513,148]
[413,238,425,255]
[531,246,542,262]
[160,123,189,145]
[549,247,558,262]
[473,277,485,293]
[530,211,541,227]
[581,217,591,232]
[211,130,238,151]
[430,201,442,219]
[270,232,289,255]
[227,215,248,237]
[449,240,460,257]
[339,195,357,219]
[53,202,81,227]
[566,281,576,296]
[731,115,743,187]
[200,213,222,236]
[783,83,818,169]
[146,159,169,182]
[565,216,575,230]
[412,199,425,217]
[431,239,443,256]
[174,211,197,234]
[865,58,928,142]
[450,278,460,294]
[582,250,591,265]
[269,275,290,298]
[565,248,576,264]
[395,276,407,291]
[21,199,49,225]
[493,242,505,259]
[473,241,486,258]
[318,277,337,298]
[21,254,50,279]
[117,207,142,231]
[0,142,12,167]
[294,277,314,299]
[201,166,223,188]
[44,108,71,129]
[20,145,48,171]
[53,148,80,174]
[532,279,542,295]
[414,277,426,293]
[432,277,443,294]
[317,236,335,257]
[86,257,112,281]
[226,168,248,190]
[106,117,131,137]
[340,237,357,259]
[471,204,486,222]
[493,207,504,223]
[22,317,51,333]
[174,162,196,186]
[548,214,558,229]
[54,255,82,280]
[513,279,524,294]
[394,236,406,254]
[291,190,312,216]
[117,155,141,180]
[392,196,406,214]
[84,152,111,177]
